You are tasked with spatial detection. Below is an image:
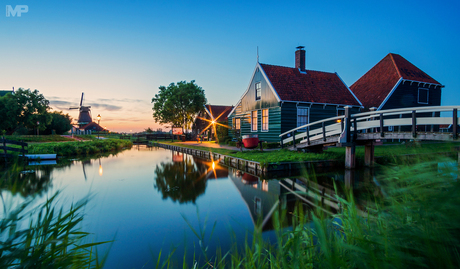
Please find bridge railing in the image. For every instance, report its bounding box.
[280,106,460,148]
[279,115,345,148]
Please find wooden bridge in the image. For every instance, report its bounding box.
[280,106,460,169]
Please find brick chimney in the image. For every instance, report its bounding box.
[295,46,306,72]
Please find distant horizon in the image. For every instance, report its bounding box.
[2,0,459,132]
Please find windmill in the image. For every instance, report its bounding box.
[69,92,92,127]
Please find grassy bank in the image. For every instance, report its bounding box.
[155,141,343,163]
[3,134,76,142]
[155,141,460,165]
[28,139,133,157]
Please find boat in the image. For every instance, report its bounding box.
[242,134,259,149]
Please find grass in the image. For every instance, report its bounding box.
[0,164,111,268]
[155,140,460,166]
[27,139,133,157]
[3,135,75,143]
[155,141,344,163]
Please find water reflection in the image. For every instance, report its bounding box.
[153,152,207,204]
[0,166,54,197]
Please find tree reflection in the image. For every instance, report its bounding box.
[153,154,208,204]
[1,165,55,197]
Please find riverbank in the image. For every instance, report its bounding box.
[27,138,133,157]
[153,141,460,173]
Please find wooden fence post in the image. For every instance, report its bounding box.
[379,113,384,137]
[412,110,417,138]
[322,122,326,141]
[453,108,458,140]
[292,132,296,148]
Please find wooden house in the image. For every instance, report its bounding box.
[350,53,443,132]
[228,47,363,142]
[350,53,443,110]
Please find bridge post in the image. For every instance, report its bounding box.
[306,127,310,145]
[364,141,374,167]
[345,145,356,169]
[345,106,351,143]
[280,135,283,149]
[292,132,296,148]
[379,113,384,137]
[353,118,357,141]
[322,122,326,141]
[453,108,458,140]
[412,110,417,138]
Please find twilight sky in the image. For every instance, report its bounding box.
[1,0,459,132]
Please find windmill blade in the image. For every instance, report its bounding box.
[69,107,80,110]
[80,92,84,107]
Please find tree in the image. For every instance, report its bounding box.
[152,80,207,133]
[145,127,154,133]
[0,88,52,135]
[43,111,72,135]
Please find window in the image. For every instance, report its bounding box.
[251,110,258,131]
[255,82,261,101]
[262,109,268,131]
[297,107,309,128]
[418,88,429,104]
[235,118,240,130]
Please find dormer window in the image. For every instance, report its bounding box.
[255,82,261,101]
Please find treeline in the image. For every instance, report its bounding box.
[0,88,72,135]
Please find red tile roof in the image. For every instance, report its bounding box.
[350,53,441,109]
[205,105,233,121]
[260,63,361,106]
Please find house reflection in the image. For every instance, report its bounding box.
[228,167,382,231]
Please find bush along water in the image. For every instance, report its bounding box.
[28,139,133,157]
[157,156,460,268]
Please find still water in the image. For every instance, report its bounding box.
[1,146,378,268]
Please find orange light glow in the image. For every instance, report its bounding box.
[197,106,232,143]
[99,165,103,176]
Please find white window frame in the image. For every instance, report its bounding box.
[251,110,258,132]
[262,109,269,132]
[418,88,429,104]
[297,107,309,129]
[255,82,261,101]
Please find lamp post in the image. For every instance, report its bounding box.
[97,114,101,139]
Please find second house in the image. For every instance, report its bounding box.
[228,46,363,142]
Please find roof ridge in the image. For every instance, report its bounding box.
[389,53,403,78]
[259,63,336,74]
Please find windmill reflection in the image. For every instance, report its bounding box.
[99,158,103,176]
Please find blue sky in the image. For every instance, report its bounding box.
[1,0,459,132]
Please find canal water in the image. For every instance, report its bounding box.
[1,145,380,268]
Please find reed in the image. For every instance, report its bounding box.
[0,166,111,268]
